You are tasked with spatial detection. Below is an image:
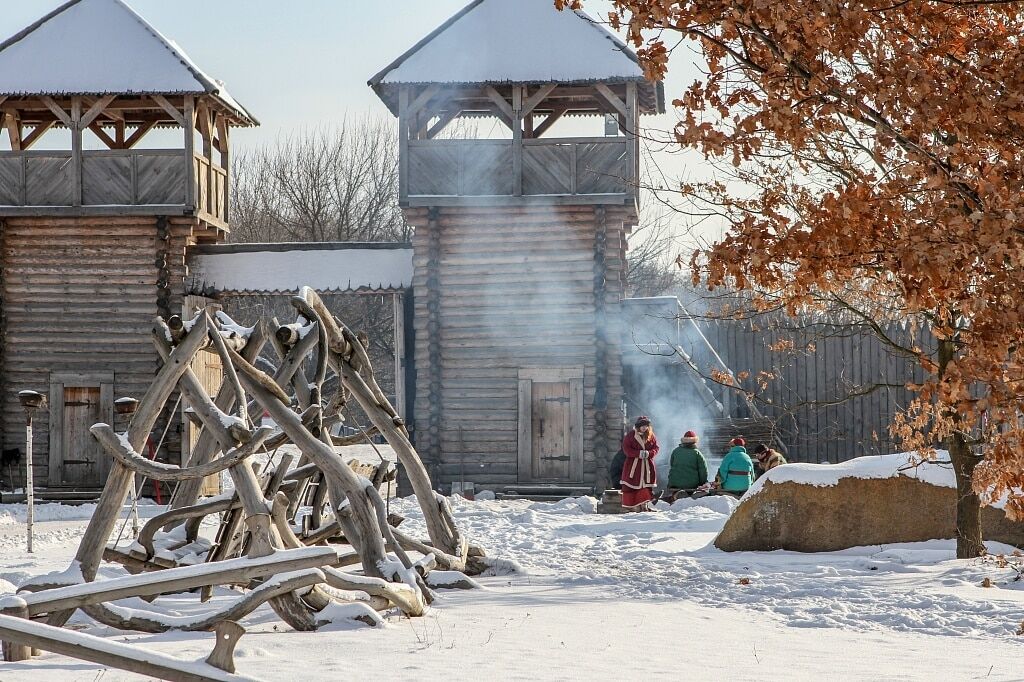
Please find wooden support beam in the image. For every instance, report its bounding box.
[115,120,126,147]
[533,107,567,138]
[80,95,116,128]
[426,109,461,139]
[217,115,230,221]
[39,97,72,127]
[626,81,638,192]
[71,97,82,207]
[484,86,514,120]
[489,106,515,131]
[152,94,187,127]
[21,121,54,150]
[87,123,117,150]
[124,120,157,149]
[184,95,196,211]
[594,83,627,119]
[3,110,23,151]
[398,87,409,202]
[512,86,523,197]
[522,84,557,117]
[406,84,440,117]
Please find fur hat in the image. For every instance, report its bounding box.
[752,443,769,456]
[681,430,699,445]
[634,415,651,428]
[730,437,746,447]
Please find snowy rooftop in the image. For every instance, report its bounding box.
[188,243,413,295]
[369,0,663,113]
[0,0,255,124]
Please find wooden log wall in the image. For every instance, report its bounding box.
[690,316,932,464]
[0,215,203,491]
[406,204,630,489]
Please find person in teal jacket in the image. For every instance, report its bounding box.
[716,437,754,494]
[667,430,708,493]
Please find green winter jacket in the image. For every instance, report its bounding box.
[717,446,754,492]
[668,444,708,489]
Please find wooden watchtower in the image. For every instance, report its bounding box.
[370,0,664,492]
[0,0,255,496]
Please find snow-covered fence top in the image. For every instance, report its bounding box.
[188,242,413,295]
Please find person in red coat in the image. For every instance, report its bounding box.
[620,415,659,510]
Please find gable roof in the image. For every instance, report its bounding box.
[0,0,255,124]
[369,0,663,114]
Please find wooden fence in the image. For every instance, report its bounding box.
[685,315,934,464]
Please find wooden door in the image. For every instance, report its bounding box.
[517,368,584,483]
[531,382,571,480]
[48,373,114,487]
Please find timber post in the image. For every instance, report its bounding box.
[17,391,45,554]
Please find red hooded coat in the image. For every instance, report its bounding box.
[620,429,659,490]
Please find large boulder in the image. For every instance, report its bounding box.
[715,457,1024,552]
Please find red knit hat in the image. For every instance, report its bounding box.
[681,430,698,445]
[730,437,746,447]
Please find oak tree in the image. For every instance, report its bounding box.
[560,0,1024,556]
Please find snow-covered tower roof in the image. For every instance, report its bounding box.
[0,0,255,125]
[369,0,664,116]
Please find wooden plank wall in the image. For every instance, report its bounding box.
[407,204,629,489]
[690,316,932,463]
[0,215,196,490]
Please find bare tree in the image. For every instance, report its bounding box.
[230,117,410,244]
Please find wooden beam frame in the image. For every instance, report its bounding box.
[40,97,72,127]
[184,95,196,211]
[521,84,557,117]
[512,86,523,196]
[426,109,461,139]
[21,121,55,150]
[87,122,118,150]
[71,97,82,207]
[124,120,158,149]
[407,84,441,118]
[594,83,627,119]
[152,94,187,127]
[484,86,514,120]
[3,109,23,151]
[533,107,567,138]
[80,95,116,128]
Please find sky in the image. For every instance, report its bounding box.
[1,0,711,241]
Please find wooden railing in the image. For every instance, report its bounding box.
[0,149,228,224]
[405,136,632,202]
[194,154,228,225]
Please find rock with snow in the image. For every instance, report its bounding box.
[716,453,1024,552]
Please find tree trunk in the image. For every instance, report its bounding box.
[938,336,984,559]
[948,429,985,558]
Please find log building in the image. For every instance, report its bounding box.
[369,0,665,491]
[0,0,255,496]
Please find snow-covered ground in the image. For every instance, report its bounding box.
[1,491,1023,680]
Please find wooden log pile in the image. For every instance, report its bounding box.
[1,287,487,678]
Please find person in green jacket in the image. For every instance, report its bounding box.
[715,437,755,495]
[664,430,708,500]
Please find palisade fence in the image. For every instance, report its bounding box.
[683,313,935,464]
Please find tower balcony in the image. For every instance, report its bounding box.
[404,135,634,207]
[0,149,227,226]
